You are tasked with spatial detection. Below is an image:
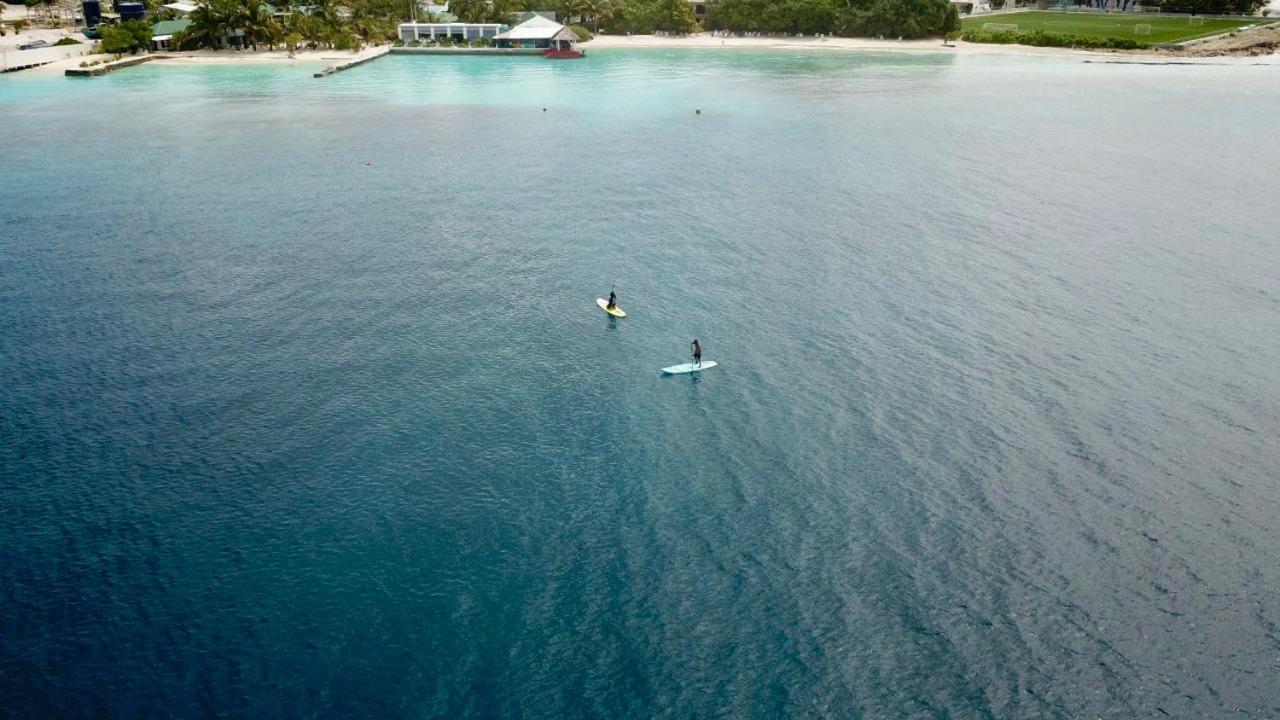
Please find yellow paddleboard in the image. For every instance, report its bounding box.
[597,298,626,318]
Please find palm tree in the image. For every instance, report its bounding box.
[298,13,330,47]
[581,0,610,31]
[181,0,231,48]
[239,1,281,49]
[310,0,342,35]
[447,0,483,23]
[557,0,584,24]
[488,0,520,23]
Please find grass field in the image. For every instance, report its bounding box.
[960,11,1271,44]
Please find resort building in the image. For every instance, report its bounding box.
[398,22,508,43]
[151,18,191,50]
[493,15,578,50]
[949,0,990,13]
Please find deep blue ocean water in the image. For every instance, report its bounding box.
[2,49,1279,717]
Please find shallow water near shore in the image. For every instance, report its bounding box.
[2,50,1279,717]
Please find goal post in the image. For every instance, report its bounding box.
[1133,23,1151,35]
[1188,17,1204,26]
[982,22,1019,31]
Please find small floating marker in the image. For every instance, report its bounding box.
[365,160,375,166]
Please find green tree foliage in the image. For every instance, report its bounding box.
[606,0,697,32]
[128,17,155,48]
[655,0,697,32]
[449,0,514,22]
[579,0,611,30]
[332,29,359,48]
[180,0,406,50]
[864,0,952,38]
[708,0,955,38]
[100,19,154,53]
[960,27,1148,48]
[237,0,282,48]
[557,0,585,23]
[606,0,655,32]
[941,1,959,33]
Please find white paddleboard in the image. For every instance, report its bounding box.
[596,298,625,317]
[661,361,717,375]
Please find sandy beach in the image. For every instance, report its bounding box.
[587,32,1074,56]
[584,31,1279,61]
[11,26,1276,76]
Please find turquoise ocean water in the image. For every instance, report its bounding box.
[2,50,1279,717]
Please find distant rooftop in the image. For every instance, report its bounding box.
[494,14,567,41]
[152,18,192,36]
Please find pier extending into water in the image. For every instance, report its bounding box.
[314,45,391,77]
[65,54,167,77]
[314,45,543,77]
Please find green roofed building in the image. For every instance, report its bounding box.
[151,18,192,50]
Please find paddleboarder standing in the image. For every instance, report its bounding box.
[691,339,702,367]
[607,290,617,311]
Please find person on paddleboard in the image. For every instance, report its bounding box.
[691,339,702,367]
[607,291,617,311]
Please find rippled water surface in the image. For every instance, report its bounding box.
[2,50,1279,717]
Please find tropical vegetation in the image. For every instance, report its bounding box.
[960,27,1147,48]
[100,18,155,52]
[706,0,959,38]
[174,0,403,50]
[575,0,960,37]
[89,0,1014,54]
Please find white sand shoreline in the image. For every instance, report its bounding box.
[17,30,1277,75]
[583,32,1277,63]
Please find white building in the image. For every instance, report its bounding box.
[493,15,578,49]
[398,22,507,43]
